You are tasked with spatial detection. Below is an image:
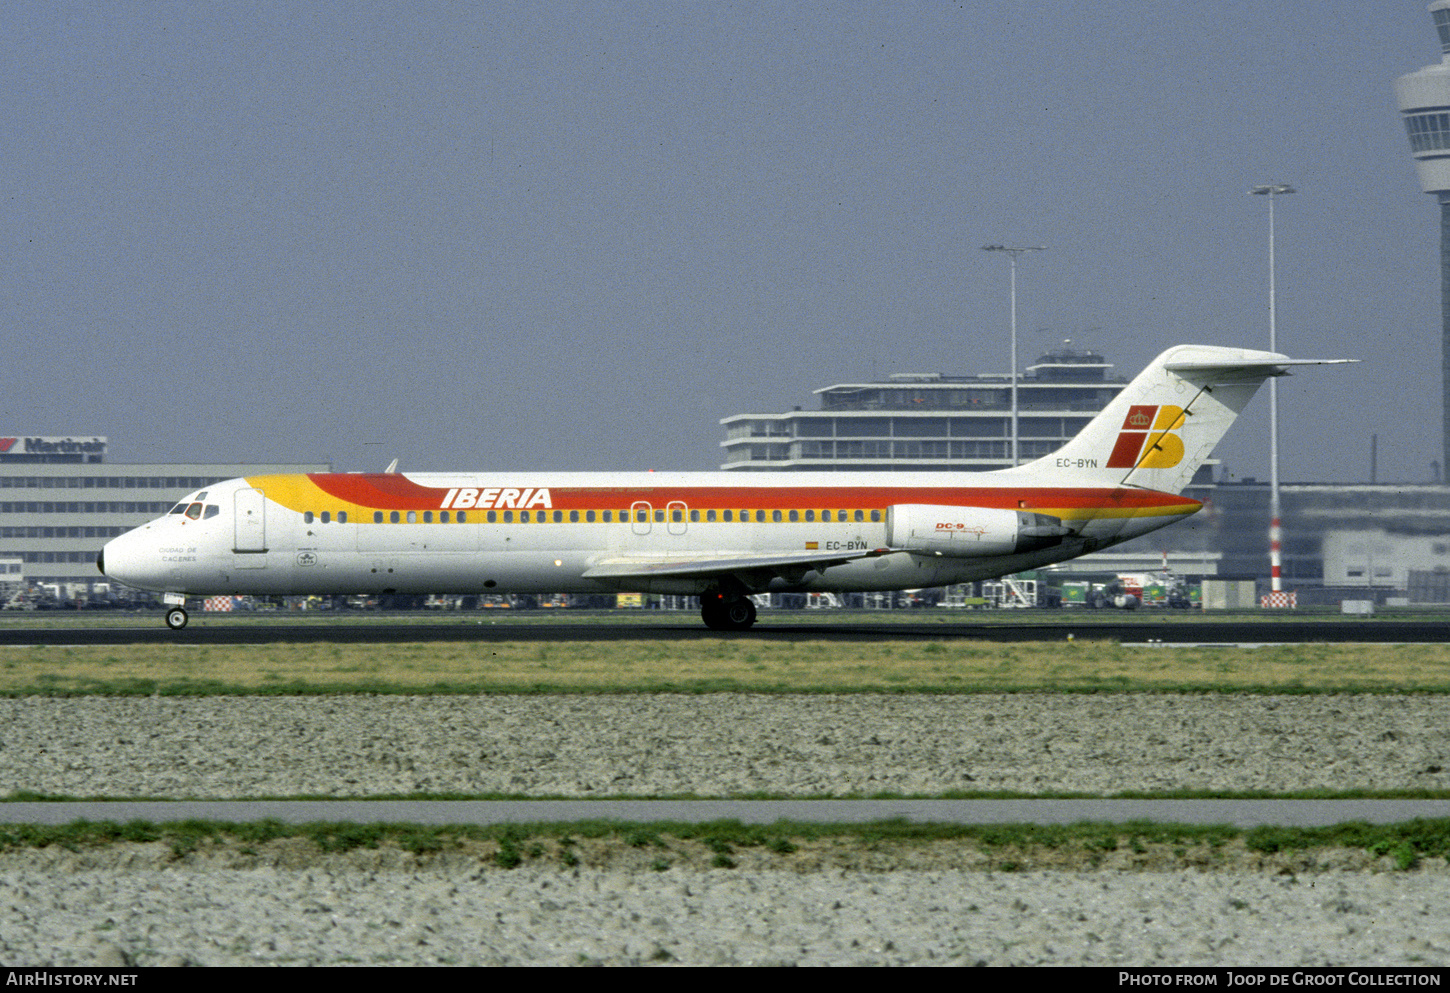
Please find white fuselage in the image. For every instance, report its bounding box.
[99,470,1197,600]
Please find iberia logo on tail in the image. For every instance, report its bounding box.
[1105,405,1185,469]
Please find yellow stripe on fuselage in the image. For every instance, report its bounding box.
[244,475,375,519]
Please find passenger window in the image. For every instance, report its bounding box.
[789,510,799,523]
[321,511,331,524]
[304,511,315,524]
[554,510,564,523]
[871,509,882,522]
[805,510,815,522]
[854,510,865,523]
[440,512,450,523]
[457,511,466,523]
[654,509,665,523]
[706,510,716,522]
[374,512,384,523]
[423,511,433,523]
[487,511,497,523]
[570,510,580,523]
[672,509,683,523]
[503,511,513,523]
[338,512,347,524]
[585,510,595,523]
[390,511,400,524]
[521,511,531,523]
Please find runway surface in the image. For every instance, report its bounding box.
[4,616,1450,645]
[5,799,1449,828]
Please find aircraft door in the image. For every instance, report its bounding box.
[667,500,688,536]
[234,488,268,566]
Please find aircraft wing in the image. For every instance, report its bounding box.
[582,548,885,585]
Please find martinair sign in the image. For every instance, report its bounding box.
[0,436,108,457]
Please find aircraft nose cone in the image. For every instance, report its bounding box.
[100,529,166,591]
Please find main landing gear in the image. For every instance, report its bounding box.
[700,592,757,631]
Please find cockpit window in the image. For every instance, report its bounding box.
[185,503,203,520]
[169,503,189,515]
[203,505,219,519]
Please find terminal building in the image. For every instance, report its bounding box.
[719,344,1224,480]
[0,435,325,602]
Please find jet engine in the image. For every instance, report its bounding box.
[885,504,1072,557]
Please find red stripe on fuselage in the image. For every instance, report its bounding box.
[301,474,1197,515]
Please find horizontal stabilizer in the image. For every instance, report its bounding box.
[1165,356,1357,374]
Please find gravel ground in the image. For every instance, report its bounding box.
[4,863,1450,967]
[4,692,1449,798]
[3,692,1450,967]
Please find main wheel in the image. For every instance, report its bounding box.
[700,594,756,631]
[701,595,727,630]
[165,607,189,630]
[723,598,757,630]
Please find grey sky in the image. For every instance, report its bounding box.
[1,1,1438,482]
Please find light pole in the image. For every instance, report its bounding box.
[1250,183,1295,596]
[982,244,1045,466]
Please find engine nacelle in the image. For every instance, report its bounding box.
[886,504,1072,557]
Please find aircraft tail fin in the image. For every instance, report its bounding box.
[1009,344,1352,495]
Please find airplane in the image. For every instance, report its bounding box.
[99,344,1346,631]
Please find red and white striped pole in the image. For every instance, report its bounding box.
[1251,183,1294,597]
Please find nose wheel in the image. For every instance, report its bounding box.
[165,607,189,630]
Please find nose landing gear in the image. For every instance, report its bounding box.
[162,593,190,630]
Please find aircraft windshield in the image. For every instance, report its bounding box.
[170,498,219,519]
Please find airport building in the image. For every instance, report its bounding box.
[719,344,1225,482]
[0,435,326,602]
[1199,481,1450,603]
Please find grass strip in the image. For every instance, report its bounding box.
[7,640,1450,695]
[4,817,1449,872]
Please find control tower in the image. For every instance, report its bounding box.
[1397,0,1450,479]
